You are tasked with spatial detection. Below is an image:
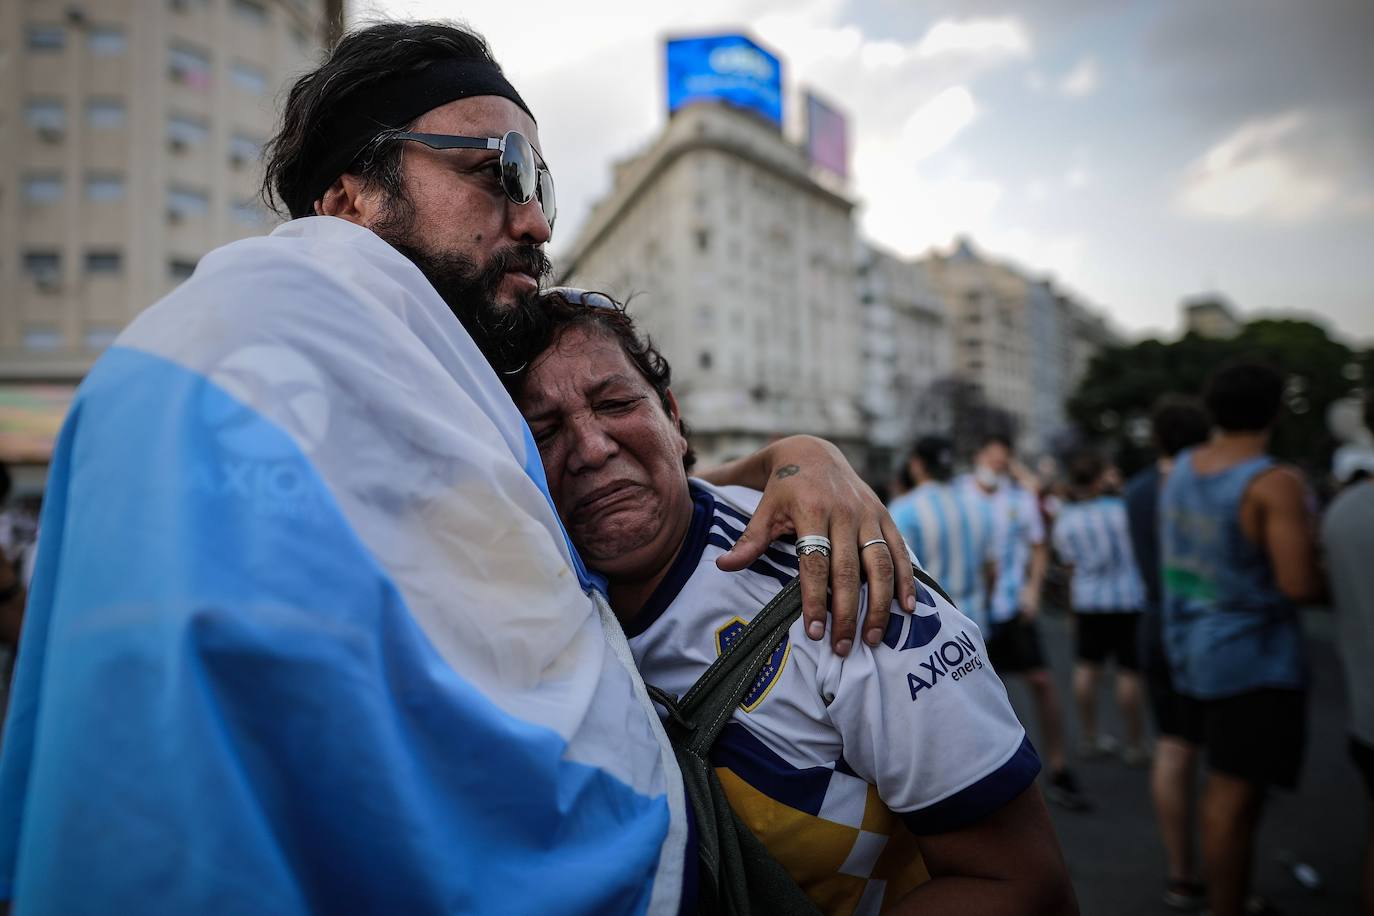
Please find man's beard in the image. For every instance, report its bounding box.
[375,215,553,375]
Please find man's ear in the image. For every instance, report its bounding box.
[315,173,382,225]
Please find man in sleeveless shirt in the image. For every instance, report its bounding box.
[1160,362,1325,916]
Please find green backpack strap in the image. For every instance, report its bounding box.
[653,578,821,916]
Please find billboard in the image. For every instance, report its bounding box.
[805,91,849,179]
[665,34,783,128]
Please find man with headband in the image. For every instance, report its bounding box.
[0,21,916,914]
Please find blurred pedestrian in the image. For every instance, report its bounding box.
[1052,452,1147,763]
[964,435,1090,812]
[891,436,995,616]
[1124,396,1212,910]
[0,21,912,914]
[1321,391,1374,916]
[1161,361,1325,916]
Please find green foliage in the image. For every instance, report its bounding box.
[1067,318,1370,477]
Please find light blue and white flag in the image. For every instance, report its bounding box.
[0,217,687,915]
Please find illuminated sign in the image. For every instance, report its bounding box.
[665,34,783,128]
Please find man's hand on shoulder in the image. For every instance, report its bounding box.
[699,435,917,656]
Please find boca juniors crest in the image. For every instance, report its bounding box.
[715,617,790,712]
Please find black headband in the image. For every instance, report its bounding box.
[300,58,535,216]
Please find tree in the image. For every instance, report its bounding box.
[1067,319,1369,479]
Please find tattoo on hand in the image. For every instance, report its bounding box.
[775,464,801,480]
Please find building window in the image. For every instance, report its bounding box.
[27,25,65,52]
[169,44,212,89]
[170,0,211,11]
[86,251,123,275]
[23,174,64,205]
[232,0,270,26]
[25,99,66,141]
[167,114,210,151]
[86,173,126,202]
[168,187,210,221]
[22,327,64,352]
[230,62,268,95]
[23,252,62,291]
[699,352,713,370]
[229,133,262,167]
[87,98,126,129]
[87,26,127,56]
[169,258,198,281]
[231,199,267,227]
[695,228,710,253]
[85,325,121,351]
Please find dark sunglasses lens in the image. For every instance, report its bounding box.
[537,168,556,229]
[500,131,538,205]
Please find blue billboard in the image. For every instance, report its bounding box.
[665,34,783,128]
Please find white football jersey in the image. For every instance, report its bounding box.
[626,481,1040,916]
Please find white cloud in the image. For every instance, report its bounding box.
[1057,57,1098,97]
[1175,112,1344,223]
[900,86,979,162]
[913,17,1032,60]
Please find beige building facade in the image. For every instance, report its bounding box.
[1,0,337,390]
[558,101,866,467]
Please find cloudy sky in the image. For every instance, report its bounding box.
[356,0,1374,342]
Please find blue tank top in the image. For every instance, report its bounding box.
[1159,449,1307,698]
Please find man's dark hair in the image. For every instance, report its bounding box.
[911,436,955,483]
[1067,450,1105,492]
[261,22,502,220]
[1203,361,1285,432]
[502,291,696,471]
[979,432,1013,453]
[1150,395,1211,458]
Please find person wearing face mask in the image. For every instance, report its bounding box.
[962,435,1090,812]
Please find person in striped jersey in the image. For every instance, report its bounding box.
[506,292,1077,916]
[888,437,996,621]
[961,436,1088,813]
[1052,452,1147,764]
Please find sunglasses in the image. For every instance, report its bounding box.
[386,129,556,233]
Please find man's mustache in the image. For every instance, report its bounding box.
[484,245,551,284]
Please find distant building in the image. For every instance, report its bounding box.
[0,0,337,473]
[919,237,1116,455]
[558,101,866,467]
[1183,294,1241,339]
[857,242,951,480]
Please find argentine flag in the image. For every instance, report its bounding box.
[0,218,687,914]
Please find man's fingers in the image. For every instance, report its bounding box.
[798,552,831,646]
[882,516,918,614]
[715,511,772,572]
[859,536,896,647]
[826,515,861,657]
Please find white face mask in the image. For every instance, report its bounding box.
[974,465,1000,489]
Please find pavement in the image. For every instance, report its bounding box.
[1004,610,1365,915]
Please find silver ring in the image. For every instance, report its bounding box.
[795,534,832,559]
[860,538,888,551]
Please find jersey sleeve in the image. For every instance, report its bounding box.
[816,584,1040,835]
[1051,512,1075,563]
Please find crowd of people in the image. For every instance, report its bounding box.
[0,15,1369,916]
[884,363,1373,916]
